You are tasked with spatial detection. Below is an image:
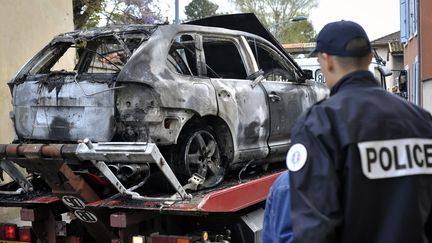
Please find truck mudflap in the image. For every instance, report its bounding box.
[0,140,193,243]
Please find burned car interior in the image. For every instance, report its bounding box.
[248,39,296,82]
[3,14,329,200]
[168,34,248,79]
[202,37,248,79]
[168,33,294,81]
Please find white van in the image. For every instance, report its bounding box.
[295,57,387,85]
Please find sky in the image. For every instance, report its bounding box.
[159,0,400,41]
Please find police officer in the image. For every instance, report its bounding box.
[284,20,432,243]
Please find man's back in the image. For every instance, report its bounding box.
[289,71,432,243]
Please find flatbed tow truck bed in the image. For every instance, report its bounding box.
[0,141,284,242]
[0,169,282,213]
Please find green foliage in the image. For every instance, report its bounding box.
[73,0,104,29]
[102,0,162,25]
[72,0,162,29]
[185,0,219,21]
[278,20,316,43]
[230,0,318,42]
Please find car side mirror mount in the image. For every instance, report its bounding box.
[302,69,313,80]
[248,70,265,88]
[377,66,392,90]
[378,66,392,77]
[398,70,407,93]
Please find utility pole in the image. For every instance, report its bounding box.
[175,0,180,24]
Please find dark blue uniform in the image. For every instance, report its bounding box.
[288,71,432,243]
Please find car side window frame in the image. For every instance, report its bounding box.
[200,34,254,80]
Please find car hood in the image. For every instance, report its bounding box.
[185,13,306,78]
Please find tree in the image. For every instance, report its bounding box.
[72,0,162,29]
[73,0,104,29]
[279,20,316,43]
[230,0,318,42]
[185,0,219,21]
[102,0,162,25]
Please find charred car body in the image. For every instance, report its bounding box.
[7,14,328,190]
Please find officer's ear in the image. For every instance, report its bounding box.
[318,53,334,73]
[367,52,373,64]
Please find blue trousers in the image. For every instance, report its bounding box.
[262,171,294,243]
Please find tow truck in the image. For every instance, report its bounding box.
[0,140,284,243]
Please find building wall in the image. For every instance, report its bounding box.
[0,0,74,143]
[420,0,432,81]
[403,35,418,102]
[420,0,432,112]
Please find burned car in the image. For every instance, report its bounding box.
[7,14,328,189]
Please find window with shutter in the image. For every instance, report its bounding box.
[400,0,408,43]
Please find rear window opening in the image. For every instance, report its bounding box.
[28,36,144,76]
[168,34,199,76]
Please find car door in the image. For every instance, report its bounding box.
[202,35,270,163]
[247,39,310,159]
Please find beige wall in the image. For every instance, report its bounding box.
[0,0,73,143]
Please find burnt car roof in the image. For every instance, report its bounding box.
[53,25,158,42]
[11,14,307,85]
[185,13,306,78]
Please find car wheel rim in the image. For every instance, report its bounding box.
[184,130,224,188]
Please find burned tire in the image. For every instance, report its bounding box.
[174,127,226,188]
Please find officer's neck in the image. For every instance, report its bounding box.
[330,66,369,89]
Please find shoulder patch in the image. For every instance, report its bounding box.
[286,143,307,172]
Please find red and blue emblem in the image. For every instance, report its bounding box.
[286,143,307,172]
